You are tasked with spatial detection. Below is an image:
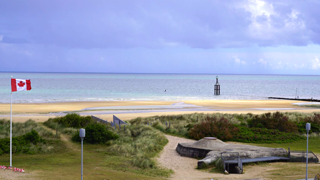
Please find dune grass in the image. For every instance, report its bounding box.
[0,119,61,155]
[0,119,57,139]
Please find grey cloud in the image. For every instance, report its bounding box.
[0,0,320,49]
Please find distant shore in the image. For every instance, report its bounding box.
[1,100,320,122]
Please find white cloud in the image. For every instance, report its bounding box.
[0,35,3,41]
[258,58,267,65]
[234,56,246,64]
[243,0,277,39]
[310,57,320,69]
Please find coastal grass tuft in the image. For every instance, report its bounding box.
[108,125,170,171]
[0,119,62,155]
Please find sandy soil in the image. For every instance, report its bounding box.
[185,99,305,109]
[157,135,274,180]
[0,101,176,113]
[0,169,33,180]
[1,100,320,123]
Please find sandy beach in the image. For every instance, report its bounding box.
[0,100,320,122]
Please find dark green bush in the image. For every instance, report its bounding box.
[247,112,298,133]
[0,130,46,155]
[45,113,93,128]
[188,115,303,143]
[189,116,239,141]
[297,113,320,133]
[72,123,118,144]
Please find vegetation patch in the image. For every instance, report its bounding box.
[130,112,320,143]
[0,119,62,155]
[72,123,119,144]
[43,114,172,177]
[108,125,168,169]
[44,113,93,129]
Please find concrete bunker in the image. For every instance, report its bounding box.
[176,137,319,174]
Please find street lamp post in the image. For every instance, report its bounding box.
[79,128,85,180]
[306,123,311,180]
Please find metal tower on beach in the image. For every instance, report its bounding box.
[214,76,220,95]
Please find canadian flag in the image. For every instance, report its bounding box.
[11,79,32,92]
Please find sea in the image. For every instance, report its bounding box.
[0,72,320,103]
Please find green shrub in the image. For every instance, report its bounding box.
[0,130,46,155]
[247,112,298,133]
[187,115,303,143]
[297,113,320,133]
[72,123,118,144]
[47,113,93,128]
[189,116,239,141]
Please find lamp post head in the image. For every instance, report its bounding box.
[79,128,85,138]
[306,123,311,131]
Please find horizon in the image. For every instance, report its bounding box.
[1,71,320,76]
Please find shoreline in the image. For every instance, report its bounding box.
[1,99,320,122]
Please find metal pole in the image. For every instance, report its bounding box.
[306,130,308,180]
[81,138,83,180]
[306,123,310,180]
[79,128,85,180]
[10,91,12,167]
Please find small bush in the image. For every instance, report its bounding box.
[47,113,93,128]
[247,112,298,133]
[72,123,118,144]
[189,116,239,141]
[297,113,320,133]
[0,130,46,155]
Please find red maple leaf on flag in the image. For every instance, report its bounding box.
[18,81,25,87]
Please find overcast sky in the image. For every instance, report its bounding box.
[1,0,320,74]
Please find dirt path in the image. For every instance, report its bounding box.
[157,135,269,180]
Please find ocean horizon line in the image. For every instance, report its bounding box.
[1,71,320,76]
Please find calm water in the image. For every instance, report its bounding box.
[0,72,319,103]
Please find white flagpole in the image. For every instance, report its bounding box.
[10,76,12,167]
